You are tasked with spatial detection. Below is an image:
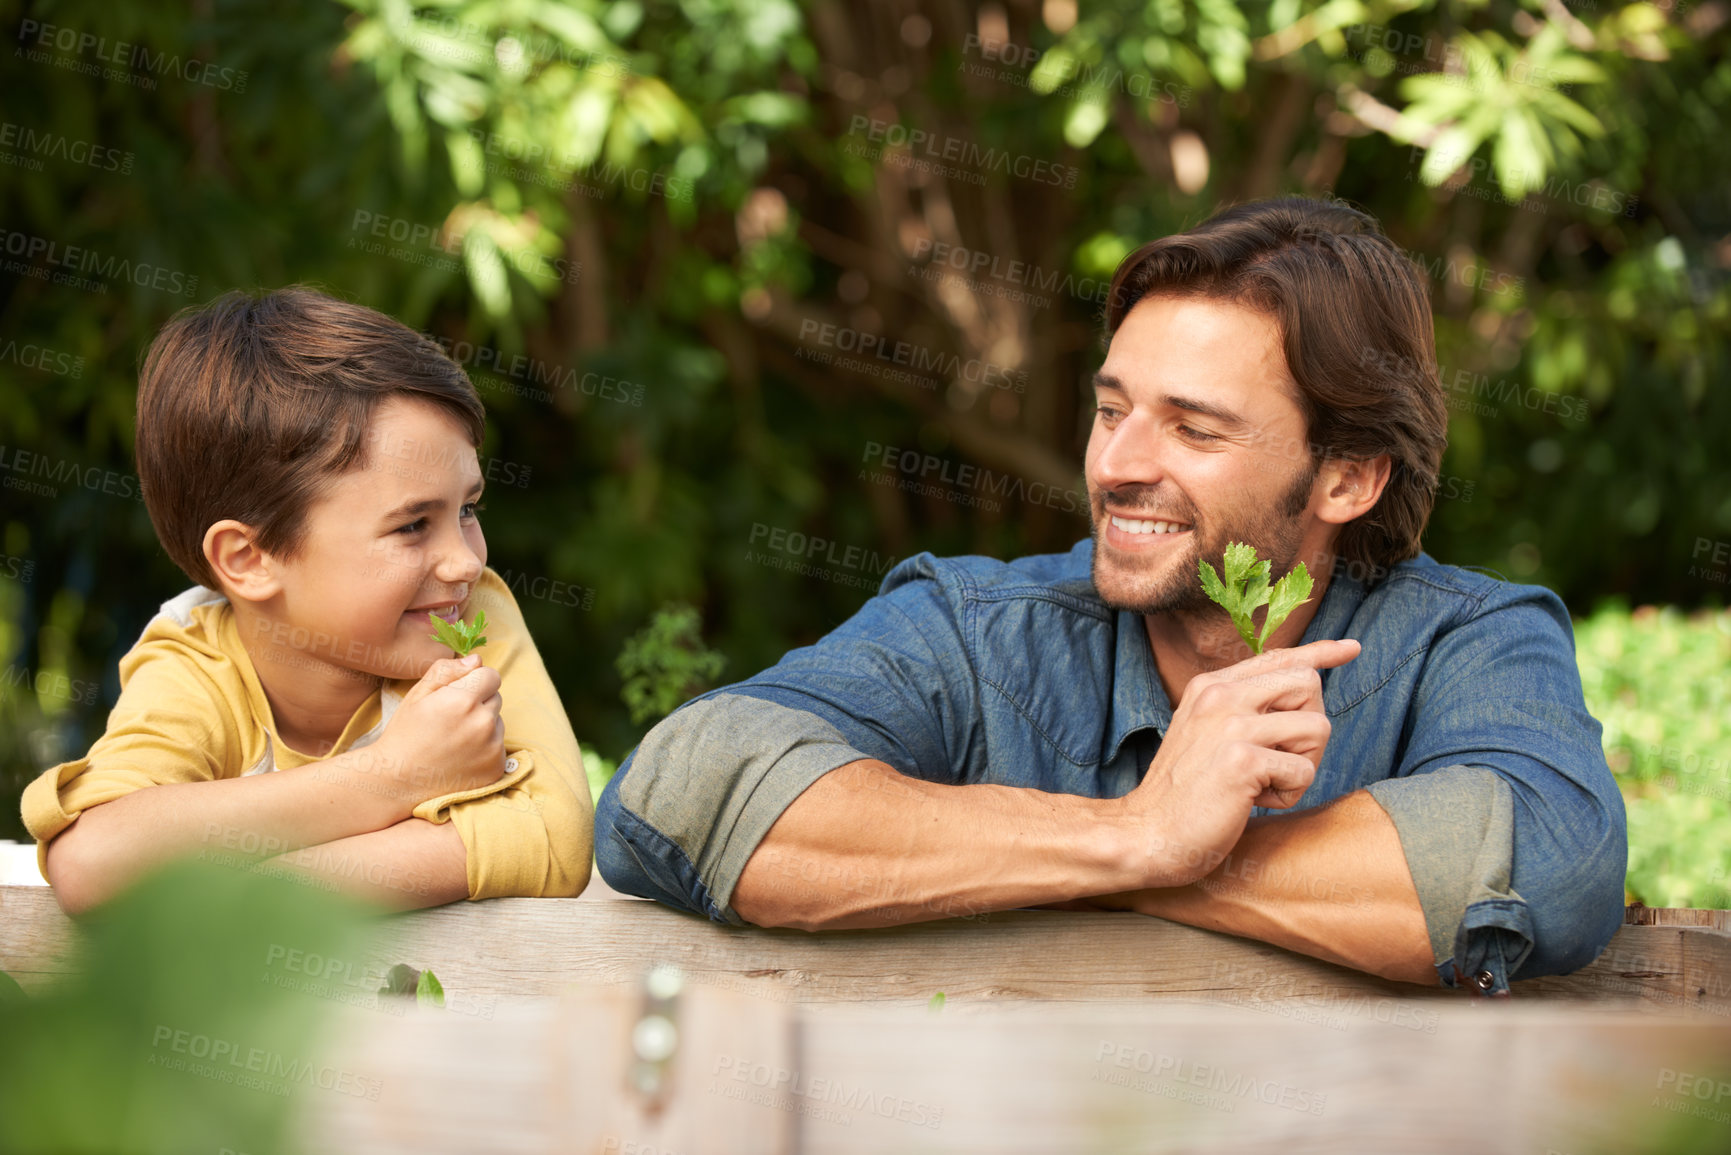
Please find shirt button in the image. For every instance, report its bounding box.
[1474,969,1496,992]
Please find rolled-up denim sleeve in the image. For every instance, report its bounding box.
[1364,585,1627,993]
[595,563,977,924]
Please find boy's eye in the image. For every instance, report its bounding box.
[393,502,483,534]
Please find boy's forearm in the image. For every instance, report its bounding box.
[44,745,423,914]
[260,818,470,909]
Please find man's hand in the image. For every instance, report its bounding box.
[372,654,506,809]
[1123,638,1360,889]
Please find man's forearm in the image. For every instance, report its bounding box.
[261,818,470,910]
[1069,790,1437,984]
[731,759,1148,930]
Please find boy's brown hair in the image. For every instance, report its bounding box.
[136,286,485,590]
[1106,197,1448,581]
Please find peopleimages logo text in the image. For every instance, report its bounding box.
[0,122,133,173]
[845,116,1078,188]
[0,339,83,377]
[910,238,1115,307]
[0,230,197,296]
[862,441,1086,515]
[798,319,1026,393]
[17,20,249,91]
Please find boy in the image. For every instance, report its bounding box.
[22,287,592,912]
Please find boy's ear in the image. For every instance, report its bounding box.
[203,520,281,603]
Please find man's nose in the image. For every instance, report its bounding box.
[1091,413,1167,492]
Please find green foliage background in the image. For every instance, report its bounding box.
[1578,605,1731,908]
[1,1,1727,901]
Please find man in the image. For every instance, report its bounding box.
[594,197,1627,994]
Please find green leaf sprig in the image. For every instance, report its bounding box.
[428,609,488,657]
[1198,542,1314,656]
[378,962,446,1009]
[415,968,446,1008]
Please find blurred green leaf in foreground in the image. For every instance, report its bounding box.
[0,860,379,1155]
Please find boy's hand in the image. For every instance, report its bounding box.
[376,654,506,807]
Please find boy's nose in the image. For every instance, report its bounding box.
[434,542,485,585]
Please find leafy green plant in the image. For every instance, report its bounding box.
[428,610,488,658]
[1576,603,1731,909]
[1198,542,1314,655]
[1397,27,1608,200]
[416,968,445,1009]
[377,962,446,1009]
[616,604,727,727]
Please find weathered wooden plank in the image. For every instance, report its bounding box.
[303,985,794,1155]
[297,991,1731,1155]
[791,1005,1731,1154]
[377,898,1464,1010]
[5,885,1727,1019]
[1624,906,1730,930]
[371,901,1731,1020]
[0,883,74,994]
[1522,924,1731,1018]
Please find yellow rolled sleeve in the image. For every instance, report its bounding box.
[442,569,593,899]
[21,641,237,881]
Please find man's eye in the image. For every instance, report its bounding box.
[461,501,486,520]
[1179,425,1221,442]
[1096,405,1124,422]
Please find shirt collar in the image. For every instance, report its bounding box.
[1101,561,1371,766]
[1104,607,1169,766]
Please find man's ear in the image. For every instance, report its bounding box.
[202,520,281,604]
[1315,454,1392,526]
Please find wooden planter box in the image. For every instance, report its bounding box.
[4,884,1728,1152]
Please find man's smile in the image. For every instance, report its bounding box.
[1108,515,1192,536]
[1103,512,1194,552]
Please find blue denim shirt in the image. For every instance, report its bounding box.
[596,541,1627,993]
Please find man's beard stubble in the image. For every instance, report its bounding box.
[1089,458,1319,618]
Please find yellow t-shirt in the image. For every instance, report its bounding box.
[21,567,592,900]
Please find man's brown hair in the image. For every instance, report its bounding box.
[1106,197,1448,580]
[136,286,485,589]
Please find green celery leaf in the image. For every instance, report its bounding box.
[415,968,446,1009]
[1258,561,1315,648]
[1222,541,1259,589]
[428,610,488,657]
[1198,556,1235,614]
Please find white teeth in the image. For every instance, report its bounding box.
[1111,516,1190,536]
